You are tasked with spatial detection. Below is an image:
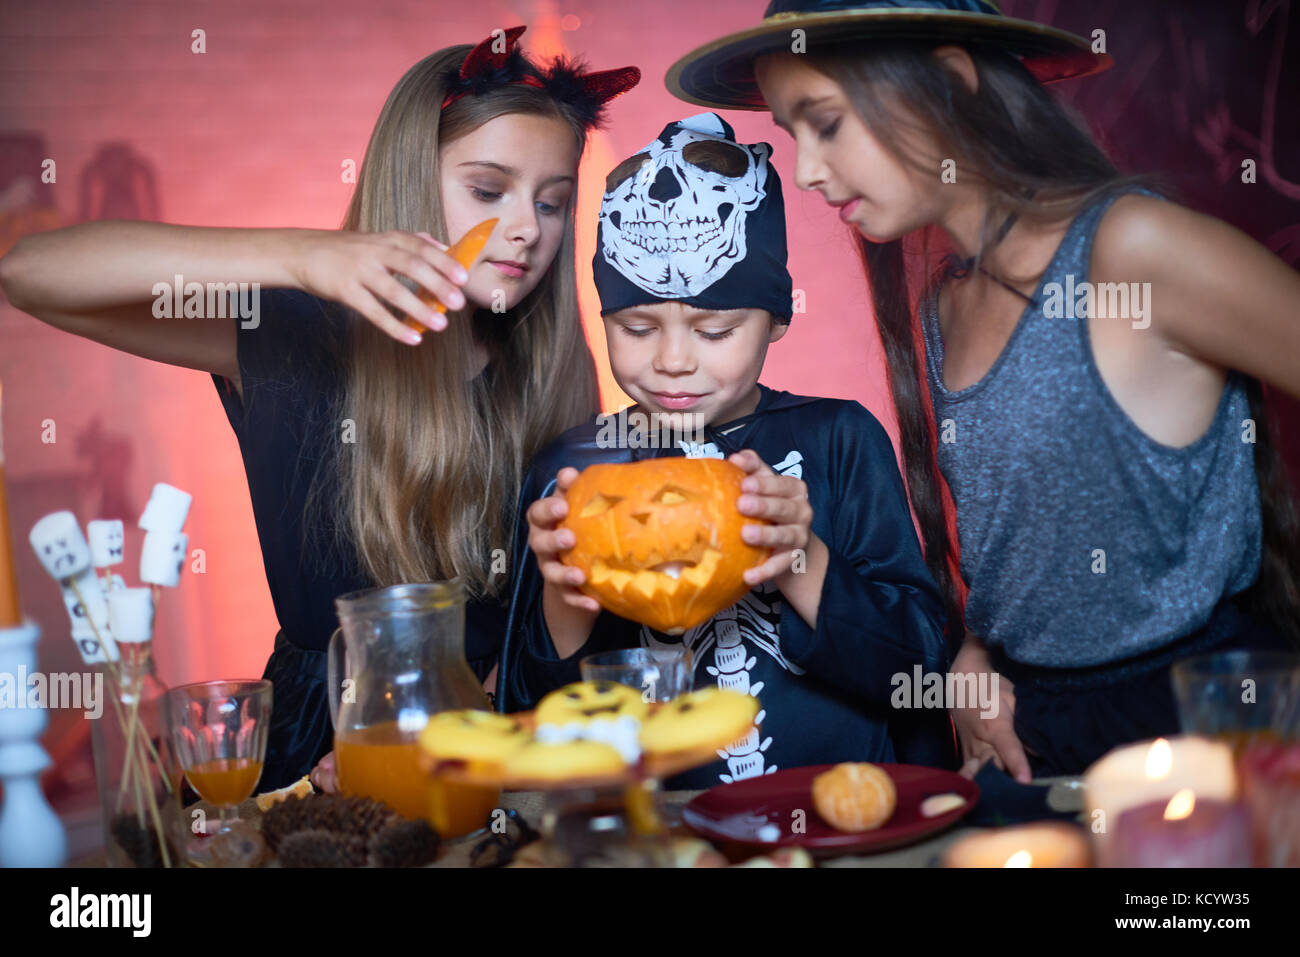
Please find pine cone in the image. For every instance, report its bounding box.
[111,812,173,868]
[278,829,368,868]
[260,793,398,853]
[367,820,440,868]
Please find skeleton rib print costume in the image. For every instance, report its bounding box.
[497,115,954,783]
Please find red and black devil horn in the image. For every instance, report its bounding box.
[580,66,641,104]
[459,25,527,81]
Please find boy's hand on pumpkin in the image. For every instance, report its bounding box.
[526,467,601,614]
[728,449,814,588]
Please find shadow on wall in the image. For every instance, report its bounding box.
[1,134,156,823]
[79,141,160,223]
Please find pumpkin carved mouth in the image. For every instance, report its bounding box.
[589,549,724,600]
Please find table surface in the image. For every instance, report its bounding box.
[69,778,1083,867]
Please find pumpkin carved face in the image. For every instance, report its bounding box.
[559,458,769,634]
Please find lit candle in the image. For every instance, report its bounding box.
[0,381,23,628]
[1083,736,1236,866]
[1238,740,1300,867]
[1111,789,1251,867]
[944,823,1091,868]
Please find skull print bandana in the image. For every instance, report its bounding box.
[593,113,793,320]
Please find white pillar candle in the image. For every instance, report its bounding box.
[1083,735,1237,867]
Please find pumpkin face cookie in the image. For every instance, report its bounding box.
[503,740,627,781]
[559,458,769,634]
[535,681,650,726]
[639,688,759,755]
[419,709,531,765]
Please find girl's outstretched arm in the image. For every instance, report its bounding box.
[0,220,473,394]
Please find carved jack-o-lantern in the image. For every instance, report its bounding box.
[559,458,769,634]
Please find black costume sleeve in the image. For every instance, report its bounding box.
[776,402,951,706]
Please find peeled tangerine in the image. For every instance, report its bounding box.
[559,458,769,634]
[811,763,898,832]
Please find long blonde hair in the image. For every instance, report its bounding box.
[316,45,599,600]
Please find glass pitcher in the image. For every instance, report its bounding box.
[328,580,498,837]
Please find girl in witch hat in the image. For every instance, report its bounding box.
[667,1,1300,780]
[1,26,638,791]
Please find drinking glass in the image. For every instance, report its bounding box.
[1171,651,1300,755]
[165,679,272,867]
[577,645,695,841]
[580,646,694,703]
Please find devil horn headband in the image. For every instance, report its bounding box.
[441,26,640,129]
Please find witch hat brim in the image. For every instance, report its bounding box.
[666,8,1111,111]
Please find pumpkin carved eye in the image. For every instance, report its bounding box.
[652,486,693,505]
[580,493,623,518]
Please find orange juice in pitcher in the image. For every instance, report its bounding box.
[330,582,499,837]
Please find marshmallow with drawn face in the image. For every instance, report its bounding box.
[30,511,93,581]
[62,568,118,664]
[88,519,125,568]
[140,530,187,587]
[138,483,192,534]
[107,587,155,644]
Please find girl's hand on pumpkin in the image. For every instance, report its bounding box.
[728,449,813,587]
[526,467,601,614]
[288,228,470,344]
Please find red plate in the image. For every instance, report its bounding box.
[682,764,979,857]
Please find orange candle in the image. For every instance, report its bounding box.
[0,381,22,628]
[944,823,1092,868]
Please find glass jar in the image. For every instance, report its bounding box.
[91,638,184,867]
[329,580,498,837]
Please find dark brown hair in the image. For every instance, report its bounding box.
[806,39,1300,650]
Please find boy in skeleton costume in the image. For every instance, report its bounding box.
[502,114,954,783]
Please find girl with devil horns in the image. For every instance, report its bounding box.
[668,1,1300,781]
[0,27,640,791]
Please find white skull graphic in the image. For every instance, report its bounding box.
[600,114,769,298]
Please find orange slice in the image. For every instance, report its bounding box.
[402,218,498,331]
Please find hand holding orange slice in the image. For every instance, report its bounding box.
[402,217,498,332]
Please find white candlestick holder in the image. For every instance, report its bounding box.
[0,618,68,867]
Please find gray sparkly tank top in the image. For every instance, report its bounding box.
[920,188,1261,667]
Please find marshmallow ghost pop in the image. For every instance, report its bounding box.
[87,519,127,592]
[29,511,117,664]
[139,483,191,588]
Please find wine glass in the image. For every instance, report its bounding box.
[165,679,272,867]
[574,646,696,851]
[580,646,694,703]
